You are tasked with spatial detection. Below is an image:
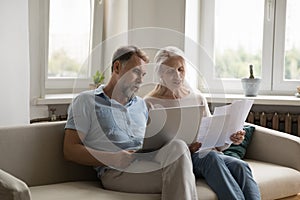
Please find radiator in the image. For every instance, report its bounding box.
[246,111,300,137]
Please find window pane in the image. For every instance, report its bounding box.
[284,0,300,80]
[214,0,264,79]
[48,0,91,78]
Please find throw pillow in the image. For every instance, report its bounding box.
[223,125,255,159]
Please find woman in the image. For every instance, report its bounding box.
[144,46,261,200]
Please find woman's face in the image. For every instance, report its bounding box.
[160,56,186,90]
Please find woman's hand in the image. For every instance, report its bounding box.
[230,130,246,145]
[189,142,202,154]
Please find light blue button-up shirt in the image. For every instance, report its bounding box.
[65,85,148,152]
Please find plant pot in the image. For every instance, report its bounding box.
[241,78,261,97]
[89,83,101,90]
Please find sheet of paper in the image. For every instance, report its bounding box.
[197,115,228,150]
[197,99,254,148]
[215,115,232,146]
[226,100,253,143]
[213,104,233,145]
[233,99,254,130]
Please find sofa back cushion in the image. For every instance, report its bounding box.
[0,121,97,187]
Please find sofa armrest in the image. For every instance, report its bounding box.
[0,169,31,200]
[245,124,300,171]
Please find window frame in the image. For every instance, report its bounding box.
[197,0,300,95]
[40,0,104,95]
[272,0,300,93]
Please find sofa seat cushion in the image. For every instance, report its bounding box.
[30,181,160,200]
[195,180,218,200]
[30,179,217,200]
[29,160,300,200]
[246,159,300,200]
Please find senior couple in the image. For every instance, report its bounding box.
[64,45,261,200]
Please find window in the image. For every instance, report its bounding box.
[39,0,104,94]
[194,0,300,94]
[214,0,264,80]
[273,0,300,91]
[283,0,300,80]
[48,0,91,78]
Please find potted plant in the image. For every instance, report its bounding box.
[89,70,105,89]
[241,64,261,96]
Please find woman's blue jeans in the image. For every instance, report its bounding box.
[192,150,261,200]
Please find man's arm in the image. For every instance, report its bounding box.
[63,129,135,169]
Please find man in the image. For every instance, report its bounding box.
[64,45,198,200]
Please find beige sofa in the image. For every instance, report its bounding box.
[0,121,299,200]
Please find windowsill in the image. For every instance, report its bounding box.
[203,93,300,106]
[34,94,78,105]
[34,93,300,106]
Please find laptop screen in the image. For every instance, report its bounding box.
[141,105,204,151]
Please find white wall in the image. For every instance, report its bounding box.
[128,0,186,51]
[0,0,30,126]
[129,0,185,32]
[128,0,186,86]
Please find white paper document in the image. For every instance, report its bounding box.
[197,115,229,150]
[197,99,254,150]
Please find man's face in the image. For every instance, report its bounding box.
[117,54,147,98]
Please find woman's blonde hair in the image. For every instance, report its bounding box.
[154,46,185,77]
[145,46,190,98]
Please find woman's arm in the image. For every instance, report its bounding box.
[215,130,246,151]
[194,90,212,117]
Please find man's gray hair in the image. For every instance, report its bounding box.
[111,45,149,72]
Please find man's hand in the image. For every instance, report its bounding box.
[189,142,202,154]
[108,150,135,169]
[230,130,245,145]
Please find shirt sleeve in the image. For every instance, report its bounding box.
[65,93,93,135]
[194,91,212,117]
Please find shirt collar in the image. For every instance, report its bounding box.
[94,84,105,96]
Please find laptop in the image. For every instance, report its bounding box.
[136,105,205,153]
